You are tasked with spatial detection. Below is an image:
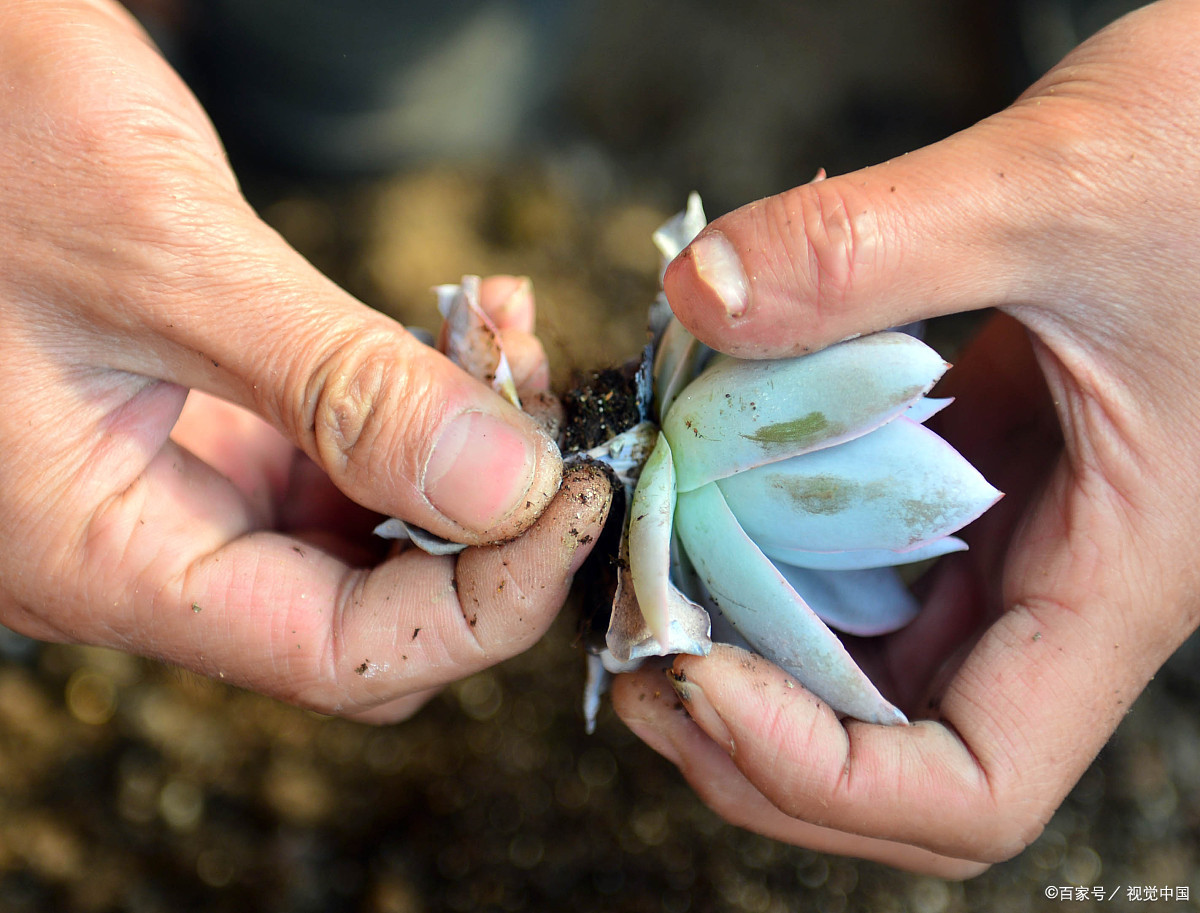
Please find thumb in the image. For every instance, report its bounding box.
[664,124,1038,358]
[126,212,561,545]
[662,93,1117,358]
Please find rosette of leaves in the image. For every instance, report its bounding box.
[600,196,1001,726]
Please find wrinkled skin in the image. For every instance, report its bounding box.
[0,0,608,722]
[615,0,1200,877]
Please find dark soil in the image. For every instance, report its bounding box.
[559,365,645,455]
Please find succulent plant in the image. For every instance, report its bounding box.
[597,195,1001,726]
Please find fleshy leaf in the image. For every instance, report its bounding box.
[436,275,521,407]
[607,462,712,664]
[905,396,953,424]
[774,564,920,636]
[759,536,967,571]
[653,317,711,423]
[717,416,1001,553]
[649,195,711,418]
[607,433,711,663]
[372,518,468,556]
[664,332,949,492]
[628,433,682,647]
[605,566,713,664]
[652,191,707,274]
[674,482,907,725]
[583,653,609,735]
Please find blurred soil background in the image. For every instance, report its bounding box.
[2,1,1198,911]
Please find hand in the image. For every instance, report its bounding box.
[0,0,608,722]
[614,0,1200,876]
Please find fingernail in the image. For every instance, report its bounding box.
[690,230,749,319]
[669,670,735,756]
[424,410,540,531]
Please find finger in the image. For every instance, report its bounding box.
[612,666,988,879]
[169,390,384,548]
[171,232,560,543]
[480,275,556,419]
[477,275,548,392]
[661,122,1038,357]
[659,644,1015,863]
[662,486,1188,869]
[499,328,552,394]
[71,462,610,713]
[478,275,535,333]
[169,390,295,523]
[661,8,1185,358]
[56,147,558,544]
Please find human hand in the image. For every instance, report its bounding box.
[0,0,608,722]
[614,0,1200,876]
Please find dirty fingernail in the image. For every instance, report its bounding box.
[425,410,540,531]
[691,230,749,319]
[670,670,735,756]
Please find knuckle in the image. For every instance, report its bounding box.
[779,181,882,323]
[299,332,428,486]
[975,774,1054,862]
